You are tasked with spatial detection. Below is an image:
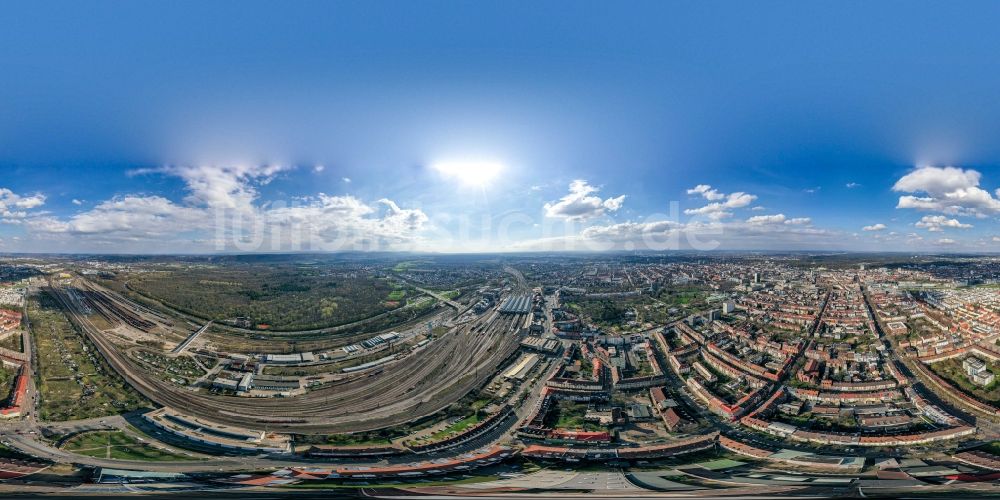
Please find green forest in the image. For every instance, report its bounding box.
[122,264,408,330]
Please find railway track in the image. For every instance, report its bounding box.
[47,285,523,434]
[89,278,452,352]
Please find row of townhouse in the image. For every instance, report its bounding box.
[788,387,902,404]
[706,341,784,382]
[686,375,769,421]
[520,432,719,461]
[699,348,770,389]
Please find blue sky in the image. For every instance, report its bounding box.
[2,1,1000,253]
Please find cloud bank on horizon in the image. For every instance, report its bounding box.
[0,163,997,253]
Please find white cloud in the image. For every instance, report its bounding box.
[936,238,956,245]
[914,215,972,232]
[602,195,626,211]
[862,223,887,231]
[265,195,429,249]
[544,180,626,221]
[72,199,83,205]
[744,214,810,226]
[894,166,980,193]
[893,166,1000,216]
[725,192,756,208]
[0,188,46,221]
[846,182,861,188]
[24,216,69,233]
[519,217,835,252]
[131,164,291,212]
[684,185,757,220]
[30,165,428,252]
[747,214,786,225]
[64,196,205,236]
[687,184,726,201]
[579,220,682,242]
[342,177,351,183]
[994,236,1000,242]
[313,165,325,173]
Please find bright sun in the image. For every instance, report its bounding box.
[431,160,504,187]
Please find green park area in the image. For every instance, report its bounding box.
[61,430,198,461]
[430,413,482,441]
[545,400,603,431]
[929,358,1000,404]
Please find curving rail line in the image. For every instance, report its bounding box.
[48,285,522,434]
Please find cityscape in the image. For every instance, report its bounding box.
[6,1,1000,498]
[1,254,1000,497]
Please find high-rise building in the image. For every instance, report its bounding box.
[722,300,736,314]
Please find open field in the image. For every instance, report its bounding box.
[61,430,198,461]
[30,291,148,421]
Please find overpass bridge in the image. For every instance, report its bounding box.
[171,321,212,355]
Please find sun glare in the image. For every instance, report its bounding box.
[431,160,504,187]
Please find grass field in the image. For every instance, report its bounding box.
[929,358,1000,404]
[0,331,22,352]
[696,458,747,470]
[31,292,147,421]
[0,363,15,405]
[430,414,482,441]
[391,260,430,273]
[546,400,603,431]
[61,431,198,461]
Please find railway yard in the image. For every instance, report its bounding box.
[2,254,1000,497]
